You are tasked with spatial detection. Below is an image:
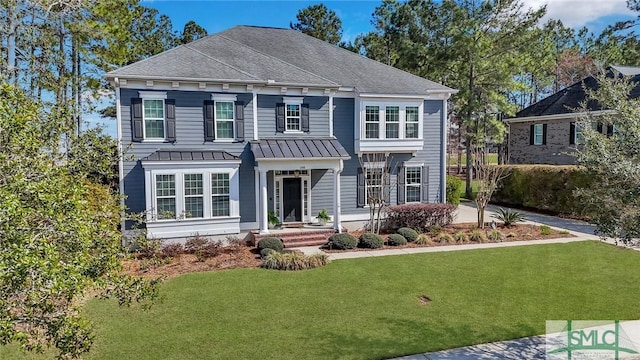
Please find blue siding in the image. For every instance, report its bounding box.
[416,100,444,202]
[257,95,330,137]
[310,169,332,216]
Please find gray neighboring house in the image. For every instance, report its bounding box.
[106,25,456,240]
[506,65,640,165]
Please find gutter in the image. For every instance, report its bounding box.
[505,110,615,123]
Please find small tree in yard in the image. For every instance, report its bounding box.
[474,151,510,228]
[358,153,395,234]
[575,71,640,244]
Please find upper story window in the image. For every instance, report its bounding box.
[360,101,423,141]
[144,99,165,139]
[286,104,301,131]
[132,91,174,142]
[530,123,546,145]
[215,101,235,139]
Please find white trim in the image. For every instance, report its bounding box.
[138,91,167,99]
[256,159,344,172]
[533,124,544,145]
[404,165,422,204]
[141,160,241,168]
[240,221,259,231]
[283,96,304,105]
[211,93,238,101]
[504,110,614,123]
[440,98,447,203]
[329,93,334,137]
[340,213,371,222]
[115,79,126,243]
[252,91,258,141]
[357,99,425,153]
[274,171,311,223]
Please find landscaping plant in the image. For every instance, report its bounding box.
[385,203,455,232]
[437,233,455,244]
[359,233,385,249]
[327,233,357,250]
[257,237,285,252]
[387,234,408,246]
[397,227,419,242]
[492,207,526,227]
[453,231,468,243]
[415,234,433,245]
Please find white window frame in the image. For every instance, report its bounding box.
[273,170,311,222]
[145,166,240,222]
[404,166,422,203]
[155,174,176,220]
[212,94,238,141]
[365,105,380,139]
[183,173,204,219]
[360,100,424,140]
[283,97,304,133]
[533,123,544,145]
[385,106,400,139]
[405,106,420,139]
[211,173,231,217]
[139,91,167,141]
[363,161,385,206]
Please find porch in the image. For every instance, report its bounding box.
[250,224,340,247]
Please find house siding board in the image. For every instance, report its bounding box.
[509,119,577,165]
[414,100,444,202]
[120,88,257,229]
[257,95,330,137]
[311,169,333,216]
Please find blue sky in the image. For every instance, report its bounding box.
[92,0,636,136]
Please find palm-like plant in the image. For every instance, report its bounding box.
[492,207,526,227]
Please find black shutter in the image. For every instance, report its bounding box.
[542,124,547,145]
[131,98,143,142]
[597,122,603,133]
[235,101,245,141]
[569,122,576,145]
[204,100,215,141]
[276,103,285,132]
[301,103,310,132]
[397,165,405,204]
[529,124,535,145]
[357,168,365,208]
[165,99,176,142]
[422,166,429,202]
[606,124,614,136]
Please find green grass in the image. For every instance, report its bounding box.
[3,241,640,360]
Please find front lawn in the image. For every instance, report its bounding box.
[3,241,640,360]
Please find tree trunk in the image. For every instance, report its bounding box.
[477,204,485,228]
[465,136,473,198]
[7,2,17,86]
[465,61,475,199]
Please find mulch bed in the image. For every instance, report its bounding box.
[322,223,574,253]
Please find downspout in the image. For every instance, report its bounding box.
[252,90,258,141]
[441,95,450,203]
[115,78,126,245]
[328,92,334,138]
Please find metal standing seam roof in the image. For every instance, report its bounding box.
[251,138,350,160]
[141,150,240,161]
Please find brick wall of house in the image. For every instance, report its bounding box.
[508,118,577,165]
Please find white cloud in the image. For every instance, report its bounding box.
[521,0,634,28]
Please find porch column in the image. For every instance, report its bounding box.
[259,169,269,234]
[333,168,342,233]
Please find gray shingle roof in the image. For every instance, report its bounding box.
[107,25,454,95]
[142,150,240,161]
[513,66,640,119]
[251,138,350,160]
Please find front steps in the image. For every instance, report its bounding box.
[251,227,338,248]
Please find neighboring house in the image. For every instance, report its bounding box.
[506,65,640,165]
[106,25,456,240]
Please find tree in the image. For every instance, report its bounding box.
[574,72,640,244]
[179,20,207,44]
[0,83,159,358]
[290,4,342,45]
[68,127,119,189]
[473,150,509,228]
[358,153,395,234]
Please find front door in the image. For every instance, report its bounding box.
[282,178,302,222]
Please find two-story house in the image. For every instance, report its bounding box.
[106,25,456,240]
[506,65,640,165]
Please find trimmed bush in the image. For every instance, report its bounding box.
[453,231,468,243]
[493,165,593,217]
[387,234,407,246]
[415,234,432,245]
[327,233,357,250]
[385,203,456,232]
[260,248,276,258]
[359,233,384,249]
[446,176,464,206]
[397,227,419,242]
[257,237,284,252]
[261,252,330,270]
[436,233,455,244]
[469,230,487,243]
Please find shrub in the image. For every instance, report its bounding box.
[358,233,384,249]
[387,234,407,246]
[487,229,505,242]
[436,233,455,244]
[415,234,432,245]
[397,227,419,242]
[161,243,184,258]
[540,225,552,235]
[469,230,487,242]
[446,176,464,206]
[428,225,443,235]
[453,231,468,243]
[385,203,456,232]
[492,165,593,217]
[226,235,246,248]
[492,207,526,227]
[135,238,162,259]
[257,237,284,252]
[185,235,209,254]
[261,252,330,270]
[327,233,357,250]
[507,232,517,238]
[260,248,276,258]
[194,240,223,261]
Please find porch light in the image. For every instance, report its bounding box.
[294,170,300,178]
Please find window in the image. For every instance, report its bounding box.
[184,174,204,218]
[405,167,421,203]
[365,106,380,139]
[533,124,544,145]
[385,106,400,139]
[215,101,234,139]
[405,106,419,139]
[574,122,597,144]
[211,173,230,217]
[155,174,175,219]
[144,99,165,138]
[366,167,383,203]
[286,104,301,131]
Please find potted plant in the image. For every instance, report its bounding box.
[316,209,330,226]
[268,210,281,229]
